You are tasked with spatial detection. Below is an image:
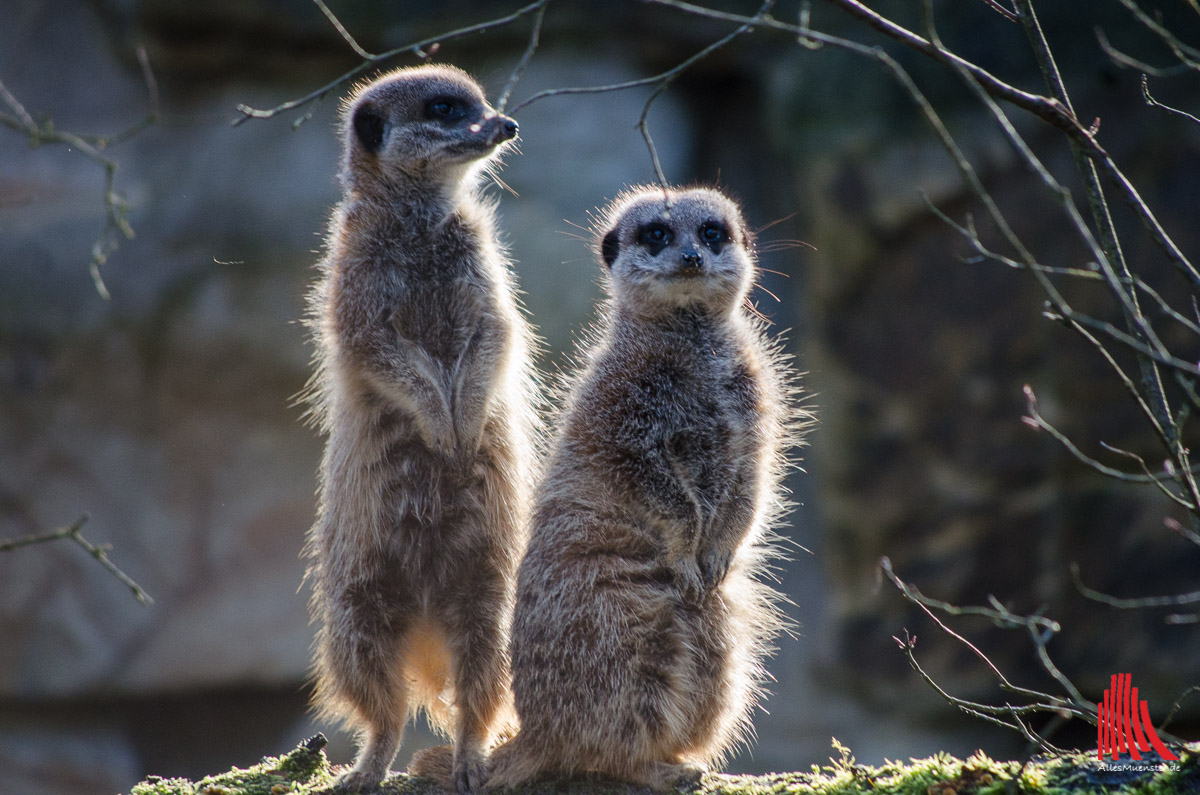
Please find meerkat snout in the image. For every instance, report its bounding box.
[679,249,703,272]
[470,115,518,145]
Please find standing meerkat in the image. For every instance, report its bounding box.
[487,185,806,791]
[303,64,537,794]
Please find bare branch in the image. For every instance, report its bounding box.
[1022,385,1196,503]
[880,557,1080,711]
[1096,27,1192,77]
[1070,562,1200,610]
[232,0,548,126]
[1165,516,1200,547]
[1115,0,1200,71]
[978,0,1018,23]
[0,55,159,298]
[1141,74,1200,126]
[1161,685,1200,730]
[818,0,1200,293]
[312,0,375,60]
[0,514,153,605]
[880,558,1093,752]
[509,1,770,115]
[499,0,771,190]
[892,628,1066,751]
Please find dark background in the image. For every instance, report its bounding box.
[1,1,1198,793]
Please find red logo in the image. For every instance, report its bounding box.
[1097,673,1178,761]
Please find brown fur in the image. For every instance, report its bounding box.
[303,65,537,794]
[486,186,808,791]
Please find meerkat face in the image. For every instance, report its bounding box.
[597,187,755,316]
[341,65,518,189]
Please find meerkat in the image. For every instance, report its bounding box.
[483,185,806,791]
[303,64,537,794]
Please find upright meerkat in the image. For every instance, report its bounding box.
[304,65,537,794]
[487,186,805,790]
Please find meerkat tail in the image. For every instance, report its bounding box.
[408,744,455,789]
[482,731,556,789]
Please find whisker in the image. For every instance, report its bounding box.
[490,173,519,197]
[755,211,799,235]
[744,299,772,323]
[755,283,782,303]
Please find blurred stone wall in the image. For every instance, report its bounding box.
[1,1,1198,793]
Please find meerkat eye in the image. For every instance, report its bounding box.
[698,221,729,253]
[636,222,674,256]
[425,96,468,123]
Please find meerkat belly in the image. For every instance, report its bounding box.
[324,389,497,588]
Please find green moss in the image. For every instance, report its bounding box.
[126,736,1200,795]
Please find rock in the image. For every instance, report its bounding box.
[123,736,1200,795]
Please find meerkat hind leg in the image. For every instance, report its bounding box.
[447,576,510,793]
[324,596,415,793]
[334,718,405,793]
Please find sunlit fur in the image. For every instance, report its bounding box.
[302,65,538,794]
[483,185,809,791]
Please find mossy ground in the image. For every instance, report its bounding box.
[128,735,1200,795]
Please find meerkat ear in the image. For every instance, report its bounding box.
[600,228,620,268]
[352,105,387,153]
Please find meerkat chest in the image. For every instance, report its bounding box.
[389,275,490,359]
[601,345,761,463]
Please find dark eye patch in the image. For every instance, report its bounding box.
[424,95,470,124]
[698,221,729,254]
[636,222,674,256]
[352,105,386,153]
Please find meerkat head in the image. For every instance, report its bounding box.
[340,65,518,195]
[596,186,756,316]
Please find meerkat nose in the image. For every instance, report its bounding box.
[680,250,703,271]
[501,118,518,139]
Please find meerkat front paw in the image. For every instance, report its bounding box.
[673,558,706,603]
[417,413,458,456]
[700,547,733,591]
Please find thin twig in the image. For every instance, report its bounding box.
[1022,386,1195,502]
[508,1,771,115]
[813,0,1200,292]
[1096,27,1192,77]
[0,514,153,605]
[312,0,375,60]
[1070,562,1200,609]
[978,0,1018,23]
[1141,73,1200,126]
[1115,0,1200,70]
[1160,685,1200,730]
[638,0,774,191]
[881,559,1092,752]
[495,0,549,114]
[880,558,1080,711]
[0,54,158,298]
[503,0,772,190]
